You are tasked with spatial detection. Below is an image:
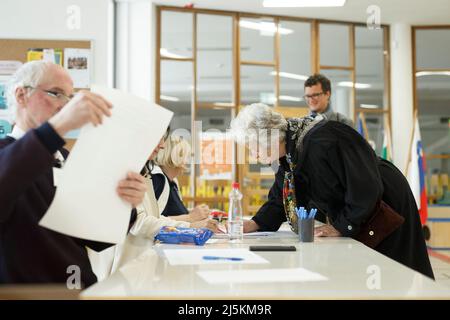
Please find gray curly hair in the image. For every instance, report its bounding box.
[229,103,288,143]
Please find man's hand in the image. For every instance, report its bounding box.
[117,171,147,208]
[191,218,219,233]
[188,204,210,222]
[243,219,259,233]
[314,224,342,237]
[49,91,113,136]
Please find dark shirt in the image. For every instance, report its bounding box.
[151,173,188,217]
[0,122,135,287]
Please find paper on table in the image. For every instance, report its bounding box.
[197,268,328,284]
[163,248,269,265]
[39,85,173,243]
[244,231,274,237]
[212,231,295,239]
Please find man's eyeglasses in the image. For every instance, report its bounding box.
[25,86,73,104]
[303,92,325,100]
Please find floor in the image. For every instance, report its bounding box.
[428,249,450,288]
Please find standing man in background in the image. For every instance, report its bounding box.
[303,74,354,127]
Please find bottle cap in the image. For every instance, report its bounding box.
[232,182,240,189]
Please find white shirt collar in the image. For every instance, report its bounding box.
[7,125,26,140]
[7,124,65,162]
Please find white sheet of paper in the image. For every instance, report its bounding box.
[212,231,295,239]
[39,85,173,243]
[244,231,274,237]
[43,49,55,63]
[163,248,269,265]
[197,268,328,284]
[0,60,22,75]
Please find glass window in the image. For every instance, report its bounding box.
[279,20,311,107]
[161,11,193,59]
[320,23,350,67]
[240,17,276,62]
[363,112,386,157]
[416,29,450,69]
[416,74,450,157]
[241,65,275,106]
[197,14,233,107]
[160,60,193,200]
[415,28,450,204]
[195,130,233,200]
[355,26,385,110]
[195,14,234,203]
[195,108,234,200]
[160,60,193,131]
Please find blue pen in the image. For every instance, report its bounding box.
[202,256,244,261]
[295,207,303,219]
[309,208,317,219]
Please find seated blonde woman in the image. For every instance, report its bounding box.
[151,135,218,231]
[89,133,217,280]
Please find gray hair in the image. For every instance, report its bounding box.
[230,103,288,143]
[6,61,51,121]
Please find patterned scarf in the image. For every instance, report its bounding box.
[282,115,324,233]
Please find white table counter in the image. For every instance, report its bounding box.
[82,225,450,299]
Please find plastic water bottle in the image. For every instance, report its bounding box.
[228,182,243,242]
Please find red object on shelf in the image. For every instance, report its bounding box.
[210,210,228,220]
[184,3,194,9]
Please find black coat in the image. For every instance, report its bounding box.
[253,120,434,279]
[0,127,130,287]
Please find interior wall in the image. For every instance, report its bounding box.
[0,0,113,87]
[115,0,155,102]
[390,23,414,173]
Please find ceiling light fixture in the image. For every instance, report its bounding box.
[160,95,180,102]
[360,104,379,109]
[338,81,371,89]
[263,0,346,7]
[160,48,189,59]
[213,102,234,107]
[279,95,303,102]
[416,71,450,77]
[239,20,293,35]
[270,71,308,81]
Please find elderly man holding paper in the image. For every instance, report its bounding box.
[0,61,149,288]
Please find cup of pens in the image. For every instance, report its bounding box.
[295,207,317,243]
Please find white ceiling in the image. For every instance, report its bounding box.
[153,0,450,25]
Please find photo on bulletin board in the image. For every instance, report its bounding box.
[64,48,90,88]
[27,48,63,65]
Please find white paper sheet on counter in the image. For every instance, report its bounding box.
[163,248,269,265]
[197,267,328,284]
